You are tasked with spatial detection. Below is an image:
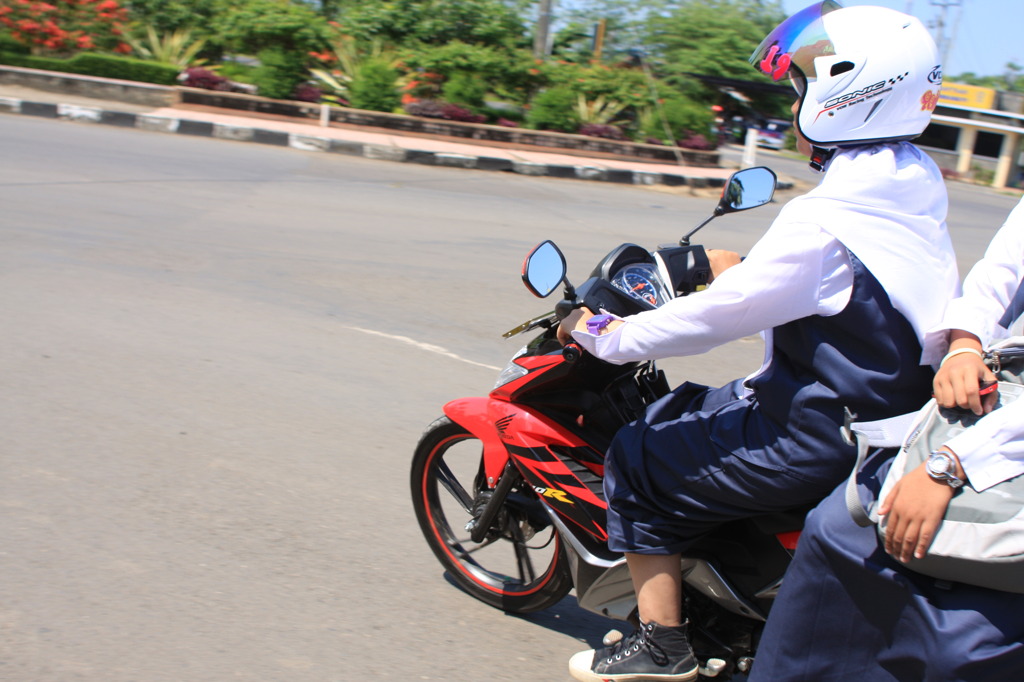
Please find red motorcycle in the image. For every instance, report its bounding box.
[411,167,809,679]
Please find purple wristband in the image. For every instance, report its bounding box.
[586,314,617,334]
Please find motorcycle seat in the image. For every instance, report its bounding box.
[750,503,819,535]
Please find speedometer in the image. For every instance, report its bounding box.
[611,263,672,307]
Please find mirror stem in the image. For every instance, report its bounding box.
[679,209,722,246]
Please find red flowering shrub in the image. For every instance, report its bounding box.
[677,132,715,151]
[439,102,485,123]
[403,100,487,124]
[403,99,445,118]
[578,123,626,140]
[0,0,131,55]
[180,67,230,91]
[292,82,322,103]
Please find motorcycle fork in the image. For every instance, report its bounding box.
[469,459,520,544]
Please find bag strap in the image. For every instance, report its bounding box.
[842,410,918,528]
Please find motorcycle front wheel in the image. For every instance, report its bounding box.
[411,416,573,614]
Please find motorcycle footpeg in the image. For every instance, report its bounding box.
[699,658,728,678]
[601,629,624,647]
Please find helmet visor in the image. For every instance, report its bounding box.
[751,0,843,90]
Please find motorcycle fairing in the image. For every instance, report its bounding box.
[491,352,568,401]
[507,443,608,542]
[443,396,609,540]
[443,396,510,484]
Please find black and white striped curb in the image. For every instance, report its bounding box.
[0,96,745,189]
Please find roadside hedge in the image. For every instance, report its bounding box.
[0,52,179,86]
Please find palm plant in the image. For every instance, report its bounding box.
[126,27,207,69]
[574,94,628,125]
[310,33,398,106]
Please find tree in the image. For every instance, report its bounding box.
[124,0,226,34]
[213,0,329,55]
[647,0,783,82]
[645,0,787,115]
[340,0,528,49]
[950,62,1024,94]
[553,0,675,62]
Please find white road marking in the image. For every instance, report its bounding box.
[345,326,501,371]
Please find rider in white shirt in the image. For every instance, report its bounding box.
[566,4,960,681]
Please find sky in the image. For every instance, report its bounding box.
[780,0,1021,78]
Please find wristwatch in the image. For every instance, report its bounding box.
[926,450,965,489]
[585,314,617,335]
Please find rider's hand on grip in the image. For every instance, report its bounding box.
[706,249,742,283]
[557,307,591,345]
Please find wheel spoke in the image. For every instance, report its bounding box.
[510,523,538,583]
[435,457,474,513]
[454,535,499,558]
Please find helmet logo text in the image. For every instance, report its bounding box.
[921,90,939,111]
[824,81,886,109]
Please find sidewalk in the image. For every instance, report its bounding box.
[0,82,744,189]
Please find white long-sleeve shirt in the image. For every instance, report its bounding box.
[573,221,853,365]
[572,143,959,372]
[938,198,1024,491]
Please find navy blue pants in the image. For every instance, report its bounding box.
[750,450,1024,681]
[604,381,852,555]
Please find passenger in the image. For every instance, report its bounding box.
[562,3,960,680]
[748,198,1024,681]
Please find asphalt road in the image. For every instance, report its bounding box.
[1,115,1019,682]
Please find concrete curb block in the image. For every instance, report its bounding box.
[290,135,331,152]
[0,97,772,189]
[137,115,178,133]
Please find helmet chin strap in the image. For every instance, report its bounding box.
[808,145,836,172]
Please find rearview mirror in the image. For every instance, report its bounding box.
[678,166,778,246]
[719,166,777,213]
[522,240,567,298]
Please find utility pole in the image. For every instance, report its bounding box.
[534,0,555,60]
[930,0,962,72]
[592,18,607,62]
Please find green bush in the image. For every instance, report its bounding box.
[252,47,308,100]
[0,51,179,85]
[348,58,400,112]
[441,71,487,112]
[216,61,259,84]
[784,127,798,151]
[525,85,579,133]
[641,95,714,143]
[0,34,29,55]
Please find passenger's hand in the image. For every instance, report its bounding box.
[933,333,996,415]
[878,454,961,563]
[706,249,741,283]
[557,307,592,345]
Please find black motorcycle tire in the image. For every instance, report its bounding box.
[411,416,573,614]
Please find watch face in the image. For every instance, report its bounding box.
[926,453,964,488]
[928,453,952,475]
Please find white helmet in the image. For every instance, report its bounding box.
[751,1,942,148]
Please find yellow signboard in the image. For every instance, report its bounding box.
[939,82,997,110]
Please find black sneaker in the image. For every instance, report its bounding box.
[568,619,699,682]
